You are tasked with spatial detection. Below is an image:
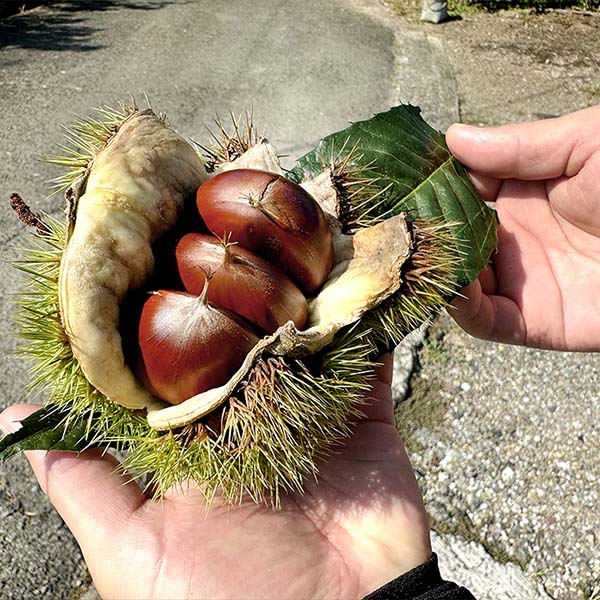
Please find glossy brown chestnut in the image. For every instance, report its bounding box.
[139,290,259,405]
[196,169,333,294]
[176,233,308,333]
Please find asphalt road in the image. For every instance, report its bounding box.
[3,3,597,599]
[0,1,455,597]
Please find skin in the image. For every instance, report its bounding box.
[447,105,600,351]
[0,356,431,600]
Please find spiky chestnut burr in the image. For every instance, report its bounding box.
[138,286,259,405]
[3,103,497,506]
[196,169,333,294]
[176,232,308,333]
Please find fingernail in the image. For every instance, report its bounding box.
[451,123,479,133]
[0,417,21,435]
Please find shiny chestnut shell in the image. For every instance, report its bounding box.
[176,233,308,333]
[196,169,333,294]
[139,290,259,405]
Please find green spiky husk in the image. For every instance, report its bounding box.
[45,102,154,194]
[15,217,457,504]
[13,107,461,505]
[195,110,259,173]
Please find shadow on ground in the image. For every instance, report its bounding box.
[0,0,174,52]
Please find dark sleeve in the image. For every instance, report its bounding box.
[362,554,477,600]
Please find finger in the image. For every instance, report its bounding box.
[450,279,483,331]
[477,266,498,296]
[450,268,497,319]
[450,282,527,346]
[373,352,393,386]
[0,404,146,548]
[465,169,503,202]
[446,106,600,180]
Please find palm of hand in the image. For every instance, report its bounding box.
[52,367,429,600]
[452,127,600,351]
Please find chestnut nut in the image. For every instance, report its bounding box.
[196,168,334,294]
[138,289,259,405]
[176,232,308,334]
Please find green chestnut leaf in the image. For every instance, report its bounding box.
[290,104,498,288]
[0,405,90,460]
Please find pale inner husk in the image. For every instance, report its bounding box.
[146,157,411,430]
[218,139,283,175]
[59,110,207,410]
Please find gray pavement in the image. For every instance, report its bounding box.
[395,315,600,600]
[0,1,451,598]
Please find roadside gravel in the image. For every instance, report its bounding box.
[397,316,600,599]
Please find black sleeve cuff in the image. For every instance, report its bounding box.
[362,554,477,600]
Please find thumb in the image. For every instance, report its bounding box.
[446,106,600,181]
[0,404,146,551]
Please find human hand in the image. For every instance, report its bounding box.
[0,356,430,600]
[446,106,600,351]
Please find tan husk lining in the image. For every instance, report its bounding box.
[58,110,207,410]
